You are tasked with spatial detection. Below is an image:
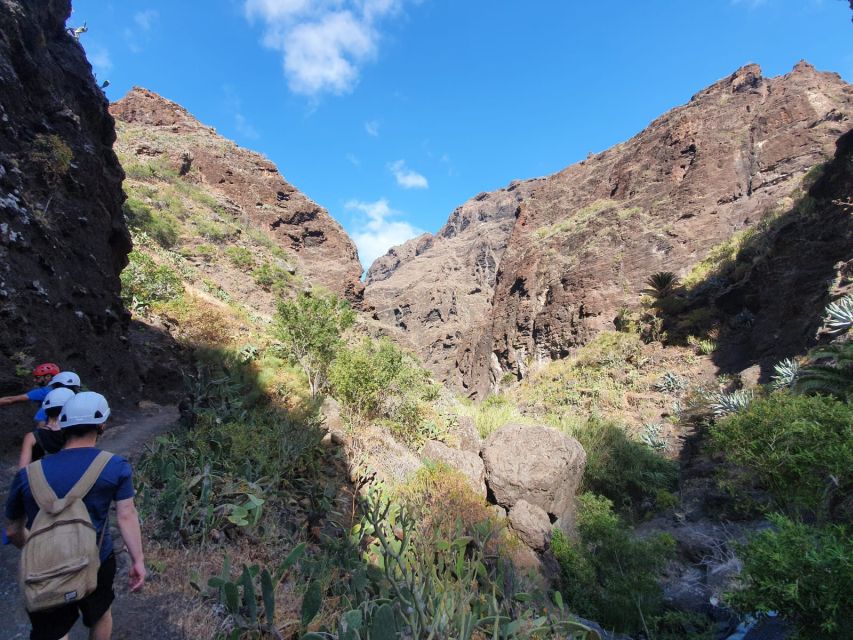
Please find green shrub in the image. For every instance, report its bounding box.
[458,394,528,439]
[329,338,404,427]
[730,514,852,639]
[226,246,255,271]
[120,251,183,313]
[552,493,674,634]
[710,393,852,518]
[31,133,73,186]
[196,218,231,243]
[273,291,355,397]
[252,261,291,293]
[123,197,180,248]
[558,417,677,515]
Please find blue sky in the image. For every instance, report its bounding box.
[72,0,852,271]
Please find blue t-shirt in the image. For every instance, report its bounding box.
[25,387,50,422]
[5,447,135,562]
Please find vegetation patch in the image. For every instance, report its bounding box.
[120,250,183,313]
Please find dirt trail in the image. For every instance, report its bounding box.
[0,402,182,640]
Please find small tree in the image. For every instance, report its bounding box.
[273,290,354,397]
[642,271,679,299]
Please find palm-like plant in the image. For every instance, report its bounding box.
[793,341,853,402]
[822,295,853,334]
[642,271,679,299]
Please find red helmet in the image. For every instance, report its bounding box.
[33,362,61,377]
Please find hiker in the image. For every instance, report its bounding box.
[0,362,61,413]
[5,391,146,640]
[18,373,82,468]
[17,388,76,469]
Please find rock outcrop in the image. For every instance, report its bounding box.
[0,0,139,445]
[365,63,853,395]
[482,423,586,523]
[507,500,552,551]
[421,439,486,497]
[110,87,364,305]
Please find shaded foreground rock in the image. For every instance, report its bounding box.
[421,439,486,497]
[508,499,552,551]
[482,423,586,521]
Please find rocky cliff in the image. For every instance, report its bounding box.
[110,88,364,305]
[0,0,138,426]
[365,62,853,395]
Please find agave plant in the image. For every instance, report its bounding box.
[707,389,754,417]
[793,341,853,402]
[641,423,668,452]
[771,358,800,390]
[654,372,688,394]
[642,271,679,299]
[822,295,853,334]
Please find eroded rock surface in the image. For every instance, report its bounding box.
[0,0,139,442]
[507,499,552,551]
[110,87,364,305]
[365,62,853,395]
[482,422,586,520]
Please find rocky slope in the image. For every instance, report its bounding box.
[110,88,364,305]
[0,0,139,433]
[365,62,853,395]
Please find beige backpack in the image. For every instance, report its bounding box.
[20,450,113,612]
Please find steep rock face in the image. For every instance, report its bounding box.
[0,0,138,424]
[366,62,852,394]
[365,180,539,387]
[110,87,364,304]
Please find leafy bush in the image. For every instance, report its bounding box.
[226,246,255,271]
[31,133,73,186]
[120,251,183,313]
[252,261,291,294]
[559,417,677,515]
[730,514,852,639]
[710,393,852,517]
[196,218,232,243]
[329,338,404,427]
[273,291,355,396]
[551,493,674,634]
[123,197,180,247]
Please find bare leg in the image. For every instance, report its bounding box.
[17,432,36,468]
[90,607,113,640]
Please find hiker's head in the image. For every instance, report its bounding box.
[49,371,81,393]
[32,362,60,387]
[41,387,76,426]
[58,391,110,441]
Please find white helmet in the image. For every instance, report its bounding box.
[50,371,81,389]
[41,387,76,411]
[58,391,110,429]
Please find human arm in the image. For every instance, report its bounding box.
[0,394,28,406]
[6,516,26,548]
[17,432,36,469]
[116,497,146,591]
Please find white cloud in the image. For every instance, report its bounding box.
[85,43,112,73]
[244,0,409,97]
[346,152,361,166]
[389,159,428,189]
[134,9,159,31]
[223,86,260,140]
[364,119,380,136]
[346,198,423,269]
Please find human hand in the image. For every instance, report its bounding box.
[128,560,146,592]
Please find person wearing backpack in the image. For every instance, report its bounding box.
[4,392,146,640]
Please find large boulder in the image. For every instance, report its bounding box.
[421,439,487,497]
[482,423,586,519]
[508,500,552,551]
[447,415,482,453]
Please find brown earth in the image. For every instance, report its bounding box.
[110,87,365,306]
[0,0,140,423]
[365,62,853,396]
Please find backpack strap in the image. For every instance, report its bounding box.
[26,451,113,516]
